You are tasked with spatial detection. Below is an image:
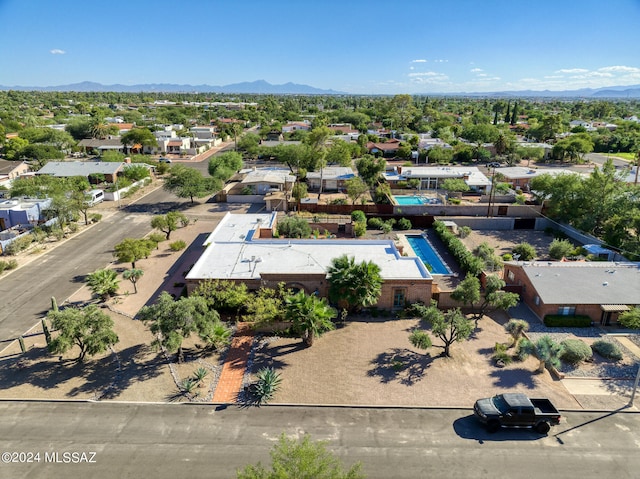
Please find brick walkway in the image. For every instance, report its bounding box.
[212,323,254,403]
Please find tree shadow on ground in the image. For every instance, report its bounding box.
[368,348,434,386]
[0,343,164,400]
[489,367,537,389]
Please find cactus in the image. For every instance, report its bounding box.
[18,336,26,353]
[41,318,51,346]
[51,296,58,312]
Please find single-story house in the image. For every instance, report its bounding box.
[234,168,296,196]
[384,166,491,193]
[503,261,640,325]
[185,212,433,310]
[0,197,52,230]
[0,160,30,188]
[494,167,583,191]
[306,167,355,192]
[366,138,402,156]
[282,121,312,133]
[35,161,152,184]
[78,138,126,155]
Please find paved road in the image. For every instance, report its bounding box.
[0,187,189,343]
[0,402,638,479]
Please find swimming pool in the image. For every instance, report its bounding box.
[406,235,452,275]
[394,195,442,205]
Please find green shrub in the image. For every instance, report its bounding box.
[169,240,187,251]
[89,213,102,223]
[397,218,412,230]
[560,339,592,364]
[549,238,575,260]
[512,242,536,261]
[148,232,166,246]
[354,221,366,237]
[448,197,461,205]
[432,220,484,276]
[618,307,640,329]
[351,210,366,223]
[543,315,592,327]
[4,235,34,255]
[367,217,383,229]
[591,340,623,361]
[458,226,471,239]
[493,342,513,365]
[0,259,18,273]
[277,216,311,238]
[502,253,513,261]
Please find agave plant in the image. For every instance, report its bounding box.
[180,378,198,396]
[252,367,282,405]
[193,367,208,386]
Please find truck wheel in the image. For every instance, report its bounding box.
[487,420,500,433]
[535,422,550,434]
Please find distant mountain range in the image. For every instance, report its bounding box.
[1,80,640,97]
[0,80,344,95]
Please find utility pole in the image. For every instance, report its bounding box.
[486,166,495,217]
[634,150,639,185]
[629,364,640,407]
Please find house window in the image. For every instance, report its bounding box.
[507,270,515,281]
[534,296,540,305]
[393,289,406,308]
[557,306,576,316]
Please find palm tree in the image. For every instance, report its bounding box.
[123,268,144,294]
[86,269,120,302]
[284,291,336,347]
[518,335,564,373]
[327,255,382,313]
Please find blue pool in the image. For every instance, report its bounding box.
[394,195,442,205]
[406,235,452,275]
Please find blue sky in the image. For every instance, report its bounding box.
[1,0,640,94]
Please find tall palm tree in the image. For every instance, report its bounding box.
[327,255,382,313]
[86,269,120,302]
[284,291,336,347]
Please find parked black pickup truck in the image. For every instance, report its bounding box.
[473,393,561,434]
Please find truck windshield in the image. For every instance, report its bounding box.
[491,395,509,413]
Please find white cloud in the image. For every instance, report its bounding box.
[433,59,448,63]
[411,59,427,63]
[50,49,66,55]
[598,65,640,73]
[408,71,449,84]
[470,68,483,73]
[477,73,487,77]
[555,68,588,74]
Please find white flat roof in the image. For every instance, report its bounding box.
[188,213,431,281]
[496,167,584,179]
[398,166,490,187]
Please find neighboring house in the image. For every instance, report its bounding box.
[110,122,134,133]
[494,166,581,192]
[282,121,311,133]
[0,160,30,188]
[385,166,491,193]
[306,166,355,192]
[228,168,295,198]
[185,212,433,310]
[515,141,553,160]
[328,124,359,140]
[503,261,640,325]
[36,161,125,183]
[366,138,402,156]
[0,197,52,230]
[78,138,126,155]
[418,138,452,151]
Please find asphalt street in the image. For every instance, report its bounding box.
[0,187,188,343]
[0,401,638,479]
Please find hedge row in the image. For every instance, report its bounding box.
[543,315,592,327]
[432,220,483,275]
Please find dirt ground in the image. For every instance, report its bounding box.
[0,197,633,409]
[460,228,556,261]
[250,312,581,409]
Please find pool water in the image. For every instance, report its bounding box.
[406,235,452,275]
[395,195,441,205]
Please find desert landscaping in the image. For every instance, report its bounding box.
[0,195,638,411]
